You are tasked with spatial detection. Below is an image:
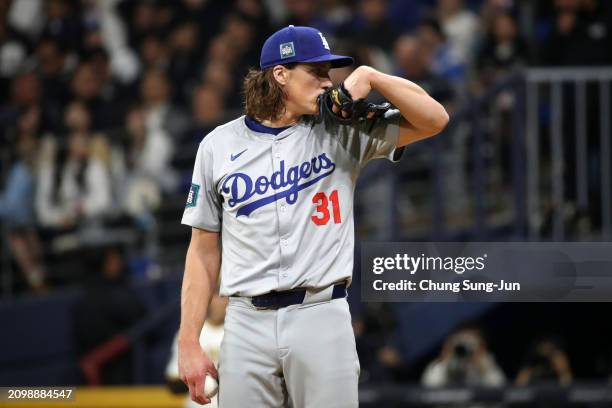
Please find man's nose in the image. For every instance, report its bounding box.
[321,78,333,88]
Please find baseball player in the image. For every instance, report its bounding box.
[178,25,448,407]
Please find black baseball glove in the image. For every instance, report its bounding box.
[319,82,391,124]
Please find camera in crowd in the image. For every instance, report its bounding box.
[447,332,481,385]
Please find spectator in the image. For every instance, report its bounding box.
[71,62,102,105]
[0,72,42,140]
[341,0,398,71]
[64,100,92,134]
[354,0,398,52]
[80,6,104,53]
[437,0,480,65]
[416,17,466,90]
[172,0,233,47]
[472,12,526,189]
[10,72,42,108]
[70,61,120,131]
[190,85,226,135]
[282,0,319,27]
[515,337,573,386]
[202,34,245,107]
[201,61,234,105]
[140,68,189,139]
[422,325,506,387]
[540,0,612,65]
[35,102,112,232]
[82,0,140,85]
[41,0,83,52]
[84,47,133,119]
[139,33,169,71]
[0,106,46,292]
[217,12,260,105]
[109,105,176,223]
[167,20,202,105]
[123,0,166,52]
[392,34,454,104]
[223,13,257,59]
[234,0,272,36]
[477,12,528,86]
[480,0,517,34]
[35,37,71,109]
[205,33,241,68]
[315,0,353,35]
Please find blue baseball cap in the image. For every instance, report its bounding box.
[260,25,353,70]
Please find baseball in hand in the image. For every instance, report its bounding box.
[204,374,219,398]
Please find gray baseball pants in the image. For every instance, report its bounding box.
[218,294,359,408]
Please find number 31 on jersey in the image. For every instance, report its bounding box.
[311,190,341,225]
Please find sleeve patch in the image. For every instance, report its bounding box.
[186,183,200,208]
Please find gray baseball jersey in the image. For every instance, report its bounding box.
[182,109,403,297]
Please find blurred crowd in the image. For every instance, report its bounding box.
[356,317,577,388]
[1,0,611,294]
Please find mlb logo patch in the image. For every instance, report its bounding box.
[186,183,200,208]
[280,42,295,59]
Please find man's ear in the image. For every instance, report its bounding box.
[272,65,289,86]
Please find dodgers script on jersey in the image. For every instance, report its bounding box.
[182,109,403,297]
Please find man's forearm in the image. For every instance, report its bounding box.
[178,232,221,344]
[369,69,449,133]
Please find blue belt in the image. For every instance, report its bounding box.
[251,283,347,310]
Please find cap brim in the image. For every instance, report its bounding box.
[300,54,354,68]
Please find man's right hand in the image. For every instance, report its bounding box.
[178,340,218,405]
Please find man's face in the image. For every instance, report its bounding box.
[283,62,333,116]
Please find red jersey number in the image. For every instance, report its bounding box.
[311,190,342,226]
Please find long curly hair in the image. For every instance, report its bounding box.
[242,64,296,121]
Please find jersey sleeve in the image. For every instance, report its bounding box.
[329,108,404,167]
[181,140,222,232]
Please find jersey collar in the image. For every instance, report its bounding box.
[244,116,292,135]
[243,116,303,141]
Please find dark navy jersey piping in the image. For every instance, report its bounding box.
[245,116,292,135]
